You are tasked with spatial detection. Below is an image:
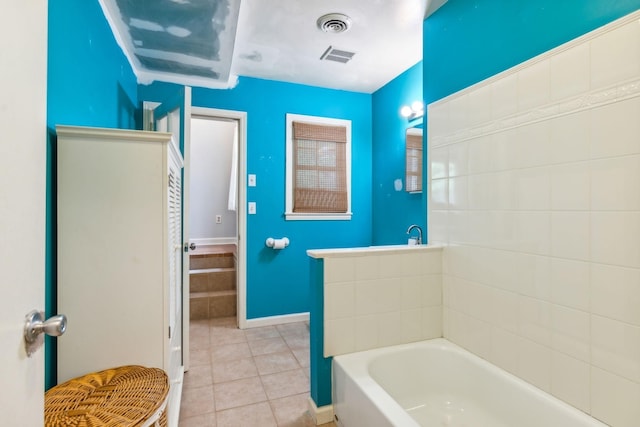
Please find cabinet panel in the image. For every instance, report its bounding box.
[56,125,184,425]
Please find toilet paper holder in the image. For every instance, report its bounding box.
[265,237,290,249]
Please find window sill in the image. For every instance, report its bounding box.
[285,212,352,221]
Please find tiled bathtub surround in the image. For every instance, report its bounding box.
[310,245,443,357]
[428,12,640,427]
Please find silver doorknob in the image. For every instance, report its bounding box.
[24,310,67,357]
[184,242,196,252]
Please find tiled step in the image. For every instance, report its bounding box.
[188,245,237,320]
[190,267,236,293]
[190,253,234,270]
[190,290,237,320]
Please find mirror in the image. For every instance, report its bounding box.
[405,120,423,193]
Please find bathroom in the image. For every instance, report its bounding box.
[5,0,638,425]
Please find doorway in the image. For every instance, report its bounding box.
[189,107,247,328]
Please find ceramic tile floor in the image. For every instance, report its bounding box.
[179,317,337,427]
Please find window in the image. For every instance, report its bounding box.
[286,114,352,220]
[405,127,423,193]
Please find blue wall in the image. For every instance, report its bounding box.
[424,0,640,104]
[140,79,373,319]
[371,61,425,245]
[46,0,139,389]
[47,0,139,130]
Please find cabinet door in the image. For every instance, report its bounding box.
[153,86,192,375]
[168,160,182,340]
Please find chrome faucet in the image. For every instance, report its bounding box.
[406,224,423,245]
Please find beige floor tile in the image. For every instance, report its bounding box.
[212,357,258,383]
[244,325,281,341]
[190,329,211,350]
[183,364,213,389]
[249,336,289,356]
[215,402,277,427]
[210,341,252,362]
[190,348,213,367]
[276,322,309,337]
[210,326,247,345]
[261,368,310,400]
[291,348,310,368]
[209,316,237,328]
[190,324,209,350]
[213,376,268,411]
[254,351,300,375]
[269,392,310,427]
[283,334,309,350]
[180,385,215,419]
[190,319,211,334]
[179,412,217,427]
[185,319,326,427]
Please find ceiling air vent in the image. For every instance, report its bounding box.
[317,13,352,34]
[320,46,355,64]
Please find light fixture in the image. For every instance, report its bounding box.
[400,100,424,120]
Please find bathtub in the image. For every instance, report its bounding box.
[332,339,607,427]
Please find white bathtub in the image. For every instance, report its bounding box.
[332,339,607,427]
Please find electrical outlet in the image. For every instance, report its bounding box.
[248,202,256,214]
[215,215,222,224]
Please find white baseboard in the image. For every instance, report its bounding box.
[307,397,334,425]
[241,312,309,329]
[190,237,237,246]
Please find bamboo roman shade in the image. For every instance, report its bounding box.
[405,132,423,192]
[292,121,348,213]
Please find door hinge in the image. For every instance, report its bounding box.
[168,326,172,339]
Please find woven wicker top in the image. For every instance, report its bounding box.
[45,365,169,427]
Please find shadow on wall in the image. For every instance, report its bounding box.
[117,83,141,130]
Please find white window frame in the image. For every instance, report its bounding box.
[285,113,352,221]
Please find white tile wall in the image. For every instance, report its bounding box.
[591,366,640,427]
[591,263,640,326]
[550,163,590,210]
[323,248,443,357]
[429,12,640,427]
[549,42,590,102]
[517,58,551,112]
[549,111,591,164]
[590,21,640,89]
[550,351,590,412]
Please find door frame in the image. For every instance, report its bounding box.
[190,107,248,329]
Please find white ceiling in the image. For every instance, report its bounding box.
[100,0,447,94]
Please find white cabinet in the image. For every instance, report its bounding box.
[56,125,184,425]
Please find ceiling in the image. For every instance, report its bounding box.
[99,0,447,94]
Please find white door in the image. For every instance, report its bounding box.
[0,1,48,424]
[154,86,193,370]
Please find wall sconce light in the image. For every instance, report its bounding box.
[400,101,424,120]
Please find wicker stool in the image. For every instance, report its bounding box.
[45,365,169,427]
